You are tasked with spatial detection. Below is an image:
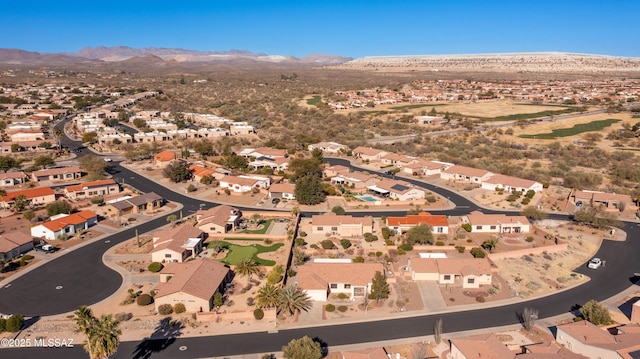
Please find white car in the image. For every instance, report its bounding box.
[588,258,602,269]
[103,157,112,162]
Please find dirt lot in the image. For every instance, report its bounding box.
[437,101,570,118]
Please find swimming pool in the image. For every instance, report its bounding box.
[358,195,378,202]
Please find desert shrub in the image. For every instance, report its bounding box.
[137,294,154,306]
[0,318,6,332]
[353,256,365,263]
[186,184,197,192]
[158,304,173,315]
[19,258,27,266]
[385,239,394,246]
[525,190,536,199]
[150,290,157,297]
[253,308,264,320]
[4,314,24,332]
[470,247,485,258]
[22,254,34,260]
[174,303,186,314]
[294,237,305,246]
[298,231,307,238]
[376,251,383,257]
[398,243,413,251]
[397,249,406,255]
[321,239,335,249]
[455,246,465,253]
[325,304,335,312]
[91,197,104,204]
[525,236,535,242]
[461,223,472,232]
[287,269,297,277]
[337,293,349,300]
[337,306,348,312]
[340,239,352,249]
[381,227,394,240]
[425,195,437,203]
[148,262,164,273]
[521,197,531,205]
[476,296,486,303]
[435,241,445,246]
[364,233,378,242]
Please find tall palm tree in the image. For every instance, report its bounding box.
[277,285,312,317]
[87,314,121,359]
[73,306,96,356]
[234,258,261,281]
[255,283,281,309]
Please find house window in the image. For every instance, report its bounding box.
[468,278,475,284]
[344,284,351,289]
[317,226,323,231]
[165,254,172,258]
[476,225,482,230]
[490,225,496,230]
[331,226,338,231]
[437,227,443,233]
[330,283,337,289]
[443,275,451,280]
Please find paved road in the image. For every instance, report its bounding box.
[1,136,639,357]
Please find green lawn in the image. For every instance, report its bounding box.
[484,108,580,122]
[212,241,284,266]
[241,219,273,234]
[306,95,321,105]
[390,103,445,111]
[519,119,621,139]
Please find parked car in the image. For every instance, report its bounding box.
[103,157,112,162]
[271,198,281,205]
[588,258,602,269]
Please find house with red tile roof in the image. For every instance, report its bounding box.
[296,262,385,301]
[64,179,120,200]
[367,179,425,201]
[386,212,449,235]
[31,166,82,182]
[310,212,373,237]
[154,150,177,168]
[556,321,640,358]
[154,257,231,312]
[440,165,494,183]
[352,146,388,162]
[0,231,34,261]
[151,224,205,263]
[0,186,56,209]
[30,210,98,240]
[408,257,493,288]
[195,205,242,234]
[0,171,26,187]
[189,164,217,183]
[466,212,531,233]
[482,174,544,193]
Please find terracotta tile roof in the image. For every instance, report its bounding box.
[1,186,55,201]
[189,165,215,177]
[451,333,516,359]
[41,210,97,232]
[152,224,204,254]
[387,212,449,227]
[296,263,384,291]
[155,258,229,300]
[155,150,177,162]
[65,179,116,193]
[220,175,258,187]
[252,147,288,157]
[484,174,539,189]
[311,212,372,227]
[0,231,33,253]
[444,165,492,177]
[411,258,492,276]
[196,205,240,227]
[374,179,419,194]
[31,166,82,177]
[558,321,640,352]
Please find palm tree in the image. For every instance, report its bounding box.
[234,258,261,281]
[74,306,97,357]
[482,237,499,253]
[293,248,308,266]
[255,283,281,309]
[277,285,312,317]
[87,314,121,359]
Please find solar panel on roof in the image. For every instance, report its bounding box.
[391,184,409,192]
[630,350,640,359]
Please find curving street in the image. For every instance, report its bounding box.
[0,143,638,358]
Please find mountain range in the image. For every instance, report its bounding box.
[0,46,353,66]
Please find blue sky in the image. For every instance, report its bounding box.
[2,0,639,58]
